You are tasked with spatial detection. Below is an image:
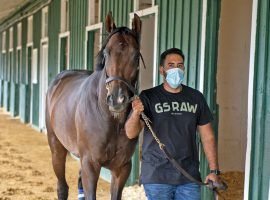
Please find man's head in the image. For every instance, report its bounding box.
[159,48,185,89]
[160,48,185,67]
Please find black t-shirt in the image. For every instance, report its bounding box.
[139,84,213,185]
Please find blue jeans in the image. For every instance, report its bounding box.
[143,183,201,200]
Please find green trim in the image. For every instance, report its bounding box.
[126,144,140,186]
[200,0,221,199]
[248,0,270,199]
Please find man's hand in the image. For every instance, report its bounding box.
[132,96,144,116]
[205,173,220,184]
[125,97,145,139]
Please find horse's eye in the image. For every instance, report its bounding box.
[103,49,110,57]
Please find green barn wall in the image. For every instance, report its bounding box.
[21,18,27,84]
[101,0,133,27]
[31,11,42,127]
[48,0,61,84]
[69,0,88,70]
[3,27,10,112]
[155,0,202,89]
[10,23,20,117]
[248,0,270,199]
[19,17,30,123]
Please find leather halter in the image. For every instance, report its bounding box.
[105,76,138,95]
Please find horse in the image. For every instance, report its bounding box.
[46,12,142,200]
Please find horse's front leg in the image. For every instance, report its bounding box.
[80,157,101,200]
[110,161,132,200]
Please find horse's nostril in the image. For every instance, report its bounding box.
[117,95,126,104]
[106,95,114,105]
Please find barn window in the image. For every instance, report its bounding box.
[61,0,69,33]
[17,23,22,48]
[27,16,33,44]
[16,23,22,83]
[42,7,48,38]
[85,0,101,70]
[32,48,38,84]
[1,32,7,79]
[8,28,14,82]
[134,0,153,10]
[16,48,22,83]
[88,0,100,25]
[2,31,6,53]
[9,27,13,51]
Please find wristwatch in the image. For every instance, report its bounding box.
[210,169,221,175]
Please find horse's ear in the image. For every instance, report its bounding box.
[106,11,116,33]
[132,13,141,34]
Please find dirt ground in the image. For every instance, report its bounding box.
[0,108,111,200]
[0,108,244,200]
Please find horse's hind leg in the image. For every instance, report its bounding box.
[110,161,132,200]
[47,128,69,200]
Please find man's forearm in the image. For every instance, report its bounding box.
[198,123,219,170]
[125,113,144,139]
[201,134,219,170]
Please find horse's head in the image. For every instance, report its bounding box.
[99,12,141,114]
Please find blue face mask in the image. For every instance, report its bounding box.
[165,68,185,89]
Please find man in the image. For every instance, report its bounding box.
[125,48,220,200]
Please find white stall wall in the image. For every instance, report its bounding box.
[217,0,252,171]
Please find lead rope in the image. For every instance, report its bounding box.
[138,106,228,200]
[141,112,165,150]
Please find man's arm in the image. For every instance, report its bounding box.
[125,98,145,139]
[198,122,220,182]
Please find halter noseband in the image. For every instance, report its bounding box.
[105,76,138,95]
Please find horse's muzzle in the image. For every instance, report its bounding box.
[106,93,130,112]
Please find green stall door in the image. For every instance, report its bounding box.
[60,37,68,72]
[86,29,101,71]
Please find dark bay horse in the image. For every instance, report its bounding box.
[46,12,141,200]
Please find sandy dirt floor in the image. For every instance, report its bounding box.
[0,108,243,200]
[0,108,111,200]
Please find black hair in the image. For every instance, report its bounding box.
[159,48,185,66]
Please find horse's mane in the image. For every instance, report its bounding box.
[95,27,140,71]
